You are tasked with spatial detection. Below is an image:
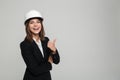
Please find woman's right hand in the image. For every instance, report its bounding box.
[48,56,53,64]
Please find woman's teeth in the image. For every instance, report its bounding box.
[33,28,39,30]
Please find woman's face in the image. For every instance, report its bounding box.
[28,18,42,35]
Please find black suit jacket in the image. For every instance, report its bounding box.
[20,37,60,80]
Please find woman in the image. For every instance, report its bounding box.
[20,10,60,80]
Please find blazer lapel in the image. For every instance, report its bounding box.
[31,41,44,62]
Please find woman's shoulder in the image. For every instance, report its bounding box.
[20,40,33,53]
[43,36,50,42]
[20,39,32,47]
[41,37,49,44]
[44,36,49,41]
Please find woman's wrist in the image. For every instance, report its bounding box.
[52,48,56,54]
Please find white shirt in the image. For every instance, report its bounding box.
[33,38,44,57]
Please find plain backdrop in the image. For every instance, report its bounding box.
[0,0,120,80]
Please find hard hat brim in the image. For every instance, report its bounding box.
[24,17,43,25]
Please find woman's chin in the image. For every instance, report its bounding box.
[32,32,40,35]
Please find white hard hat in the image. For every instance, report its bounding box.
[24,10,43,24]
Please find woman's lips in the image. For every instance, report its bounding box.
[33,27,39,30]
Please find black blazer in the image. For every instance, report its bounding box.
[20,37,60,80]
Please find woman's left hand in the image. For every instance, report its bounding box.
[48,56,53,63]
[47,39,56,53]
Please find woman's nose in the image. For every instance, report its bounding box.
[34,23,38,27]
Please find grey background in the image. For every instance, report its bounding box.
[0,0,120,80]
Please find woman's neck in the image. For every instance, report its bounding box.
[32,34,40,42]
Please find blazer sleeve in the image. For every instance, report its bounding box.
[51,49,60,64]
[45,37,60,64]
[20,41,52,76]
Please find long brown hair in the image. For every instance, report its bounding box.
[24,18,45,42]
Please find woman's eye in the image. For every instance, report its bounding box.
[37,21,41,23]
[29,21,34,24]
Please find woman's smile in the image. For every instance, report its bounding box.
[32,27,40,30]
